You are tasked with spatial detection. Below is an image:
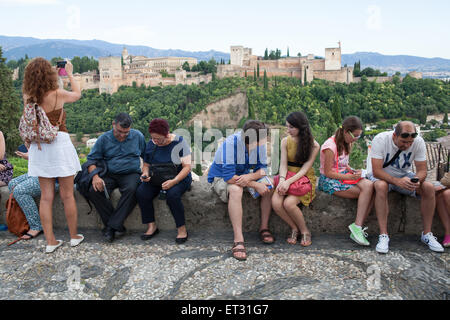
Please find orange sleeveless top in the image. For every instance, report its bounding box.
[43,90,68,133]
[46,108,68,133]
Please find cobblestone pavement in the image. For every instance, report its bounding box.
[0,229,448,300]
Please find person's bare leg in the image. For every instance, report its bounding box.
[272,192,298,231]
[38,177,58,245]
[228,184,246,259]
[436,190,450,235]
[373,180,390,235]
[283,195,308,234]
[259,189,274,241]
[417,181,436,234]
[58,175,82,240]
[354,179,374,226]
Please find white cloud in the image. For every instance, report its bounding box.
[366,5,382,31]
[0,0,61,5]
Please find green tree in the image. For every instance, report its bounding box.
[0,47,22,154]
[253,68,257,82]
[331,95,343,126]
[182,61,190,71]
[419,107,427,124]
[443,112,448,124]
[287,47,290,57]
[264,48,269,60]
[257,63,260,78]
[263,70,268,90]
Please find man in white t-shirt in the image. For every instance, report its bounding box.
[367,121,444,253]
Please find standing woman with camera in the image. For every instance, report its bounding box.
[136,118,192,243]
[23,58,83,253]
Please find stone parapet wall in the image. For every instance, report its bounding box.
[0,177,444,236]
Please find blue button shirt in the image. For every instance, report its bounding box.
[207,132,267,183]
[87,129,146,175]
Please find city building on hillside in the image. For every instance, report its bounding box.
[62,47,210,94]
[218,43,423,85]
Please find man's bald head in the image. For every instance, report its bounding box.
[394,121,416,136]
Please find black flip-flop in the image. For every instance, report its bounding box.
[22,230,43,240]
[140,228,159,241]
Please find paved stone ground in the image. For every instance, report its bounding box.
[0,229,448,300]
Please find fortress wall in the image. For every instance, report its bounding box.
[313,68,349,83]
[0,181,443,236]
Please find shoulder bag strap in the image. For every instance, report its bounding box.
[383,149,402,168]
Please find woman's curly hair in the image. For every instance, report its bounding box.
[22,57,58,105]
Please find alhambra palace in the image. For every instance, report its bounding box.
[66,43,422,94]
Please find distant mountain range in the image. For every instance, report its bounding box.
[0,36,229,63]
[2,36,450,78]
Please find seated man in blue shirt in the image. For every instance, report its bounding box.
[208,120,274,261]
[87,113,146,242]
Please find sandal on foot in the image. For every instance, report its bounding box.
[300,233,312,247]
[259,229,275,244]
[21,230,43,240]
[287,230,299,245]
[231,242,247,261]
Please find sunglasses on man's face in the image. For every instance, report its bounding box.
[399,132,418,139]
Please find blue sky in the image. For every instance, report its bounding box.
[0,0,449,58]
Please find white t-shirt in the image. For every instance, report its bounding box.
[366,131,426,178]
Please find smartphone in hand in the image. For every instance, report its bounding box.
[57,60,68,76]
[17,144,28,153]
[410,177,419,183]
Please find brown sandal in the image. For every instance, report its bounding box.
[231,242,247,261]
[287,230,299,245]
[300,233,312,247]
[259,229,275,244]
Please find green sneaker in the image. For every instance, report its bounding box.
[348,223,370,246]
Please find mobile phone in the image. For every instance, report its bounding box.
[410,178,419,183]
[17,144,28,153]
[56,60,67,68]
[57,60,67,76]
[102,181,110,199]
[141,175,148,179]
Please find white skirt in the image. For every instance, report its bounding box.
[28,132,81,178]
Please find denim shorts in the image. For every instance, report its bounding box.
[366,171,420,199]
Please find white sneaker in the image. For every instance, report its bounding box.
[376,234,390,254]
[70,234,84,247]
[45,240,63,254]
[421,232,444,253]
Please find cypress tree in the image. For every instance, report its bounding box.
[0,47,22,155]
[257,63,260,78]
[287,47,290,57]
[443,112,448,124]
[253,68,257,81]
[332,95,343,126]
[264,70,268,90]
[264,48,269,60]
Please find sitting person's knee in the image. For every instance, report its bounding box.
[228,184,243,199]
[420,181,435,197]
[374,180,388,193]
